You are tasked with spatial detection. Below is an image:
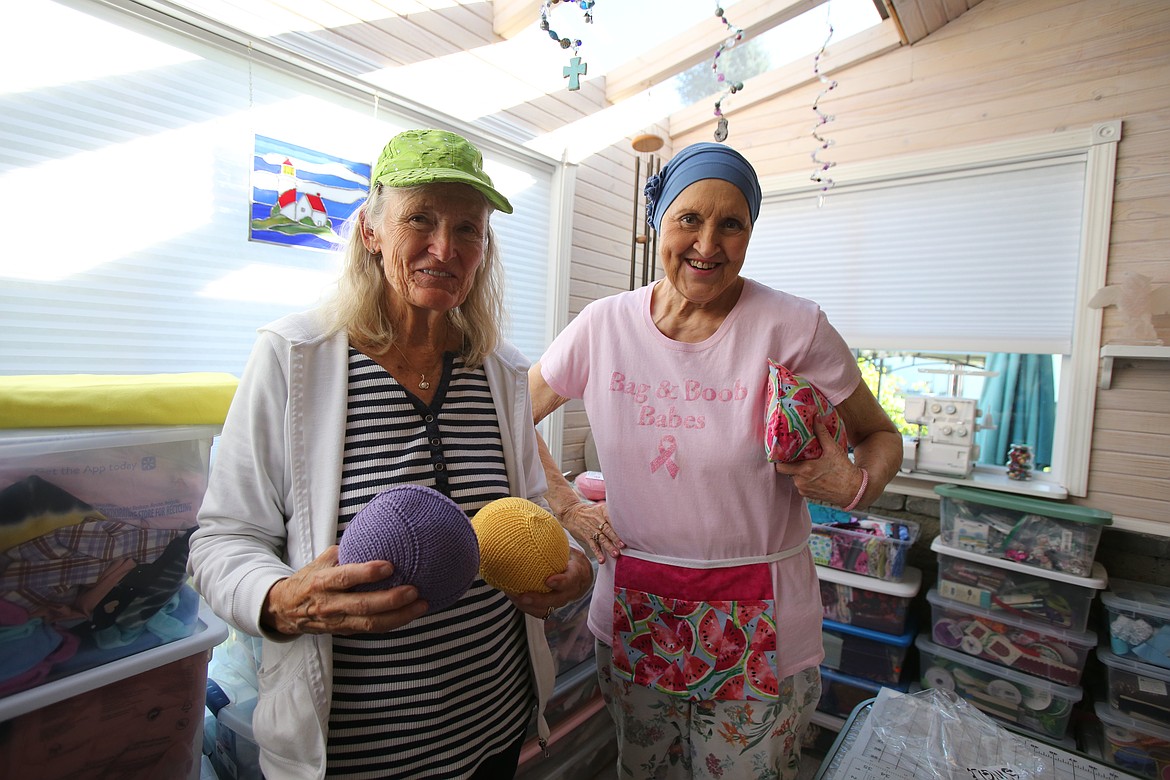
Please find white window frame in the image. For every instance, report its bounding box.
[1,0,567,378]
[755,121,1121,498]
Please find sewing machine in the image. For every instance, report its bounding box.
[902,395,985,478]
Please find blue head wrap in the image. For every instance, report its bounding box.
[644,142,762,232]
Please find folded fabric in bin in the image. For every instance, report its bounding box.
[0,508,182,619]
[54,585,201,674]
[0,479,195,647]
[0,434,214,531]
[0,474,108,551]
[0,600,79,696]
[0,373,238,428]
[811,515,918,581]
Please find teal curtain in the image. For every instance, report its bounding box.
[976,354,1056,468]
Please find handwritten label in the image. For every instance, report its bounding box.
[962,767,1022,779]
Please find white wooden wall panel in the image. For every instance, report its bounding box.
[670,0,1170,527]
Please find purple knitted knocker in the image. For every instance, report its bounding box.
[339,484,480,612]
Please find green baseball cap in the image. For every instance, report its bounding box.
[370,129,513,214]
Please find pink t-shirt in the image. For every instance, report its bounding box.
[540,278,861,679]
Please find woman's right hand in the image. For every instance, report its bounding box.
[562,501,624,564]
[260,545,429,636]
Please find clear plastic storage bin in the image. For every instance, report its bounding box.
[0,425,219,696]
[1097,645,1170,724]
[935,484,1110,578]
[0,599,227,780]
[816,665,909,719]
[0,425,217,530]
[214,696,262,780]
[1101,579,1170,671]
[915,634,1083,741]
[544,558,600,676]
[926,588,1095,686]
[821,618,916,685]
[541,658,602,732]
[1093,700,1170,779]
[932,537,1107,634]
[817,565,922,636]
[809,511,919,582]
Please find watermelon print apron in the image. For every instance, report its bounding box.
[611,545,805,702]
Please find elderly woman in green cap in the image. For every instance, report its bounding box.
[189,129,594,780]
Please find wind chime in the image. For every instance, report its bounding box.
[628,133,664,290]
[540,0,595,91]
[810,7,838,206]
[711,6,745,142]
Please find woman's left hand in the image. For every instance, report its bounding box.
[772,419,864,507]
[507,548,595,620]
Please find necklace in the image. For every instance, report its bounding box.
[391,342,440,390]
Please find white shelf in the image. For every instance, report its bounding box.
[888,469,1069,500]
[1099,344,1170,389]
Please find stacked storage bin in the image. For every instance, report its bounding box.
[515,480,614,778]
[0,373,235,778]
[807,504,922,718]
[1093,580,1170,777]
[919,484,1111,744]
[516,558,613,779]
[0,602,227,780]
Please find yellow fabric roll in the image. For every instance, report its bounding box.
[0,373,239,428]
[471,497,569,594]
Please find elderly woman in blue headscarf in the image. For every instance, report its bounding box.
[529,142,902,779]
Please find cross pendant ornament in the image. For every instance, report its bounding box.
[563,56,587,91]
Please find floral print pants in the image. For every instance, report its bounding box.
[596,641,821,780]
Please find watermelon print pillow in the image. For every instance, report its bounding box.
[764,360,844,462]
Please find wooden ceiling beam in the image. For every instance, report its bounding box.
[604,0,830,104]
[493,0,542,39]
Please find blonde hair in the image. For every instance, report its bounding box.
[325,185,505,368]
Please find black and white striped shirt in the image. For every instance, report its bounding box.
[326,349,532,779]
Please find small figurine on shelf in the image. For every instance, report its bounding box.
[1006,443,1034,481]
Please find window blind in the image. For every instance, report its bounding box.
[0,1,555,376]
[744,159,1087,355]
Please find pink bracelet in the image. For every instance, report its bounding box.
[842,467,869,511]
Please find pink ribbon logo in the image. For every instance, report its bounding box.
[649,435,679,478]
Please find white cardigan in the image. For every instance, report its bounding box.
[189,310,557,780]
